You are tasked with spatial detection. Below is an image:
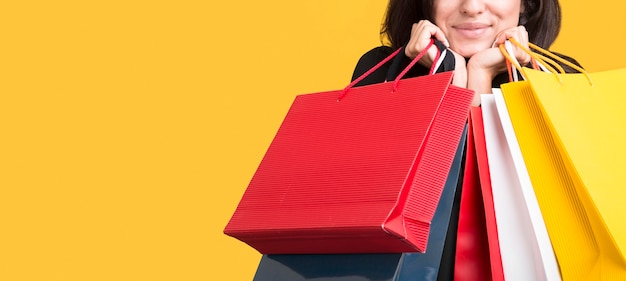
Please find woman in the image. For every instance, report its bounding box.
[352,0,578,105]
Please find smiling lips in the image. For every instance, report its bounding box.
[454,23,491,38]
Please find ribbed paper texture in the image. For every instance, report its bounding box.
[454,109,494,281]
[251,130,467,280]
[224,71,473,254]
[525,68,626,279]
[500,82,598,280]
[470,107,505,281]
[400,85,474,251]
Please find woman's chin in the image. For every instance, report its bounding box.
[450,45,491,59]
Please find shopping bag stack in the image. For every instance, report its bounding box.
[488,40,626,280]
[445,40,626,281]
[224,37,626,280]
[223,40,477,280]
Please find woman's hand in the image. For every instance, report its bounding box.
[466,26,530,95]
[406,21,469,98]
[405,20,450,68]
[493,26,531,67]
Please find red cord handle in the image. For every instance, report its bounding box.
[338,39,438,101]
[392,39,436,92]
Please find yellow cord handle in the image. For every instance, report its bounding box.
[506,39,565,73]
[526,41,587,75]
[506,38,593,85]
[498,43,562,84]
[498,44,522,74]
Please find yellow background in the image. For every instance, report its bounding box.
[0,1,623,280]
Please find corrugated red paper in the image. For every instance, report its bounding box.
[454,107,505,281]
[224,72,474,254]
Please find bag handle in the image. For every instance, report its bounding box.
[499,38,592,85]
[385,39,450,82]
[338,39,437,101]
[391,39,449,92]
[499,40,562,82]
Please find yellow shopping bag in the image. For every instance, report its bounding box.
[497,82,599,280]
[499,40,626,280]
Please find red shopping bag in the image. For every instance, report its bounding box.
[224,42,474,254]
[454,107,505,281]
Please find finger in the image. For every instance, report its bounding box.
[493,29,517,46]
[432,28,450,48]
[417,23,448,61]
[508,26,528,48]
[406,21,446,58]
[415,20,449,47]
[494,27,531,61]
[513,26,528,49]
[492,27,531,66]
[514,26,531,64]
[503,28,524,46]
[493,26,523,45]
[493,31,507,46]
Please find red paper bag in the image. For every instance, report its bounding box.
[224,45,474,254]
[454,107,505,281]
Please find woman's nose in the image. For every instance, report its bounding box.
[460,0,486,16]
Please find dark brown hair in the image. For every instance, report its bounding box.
[381,0,562,50]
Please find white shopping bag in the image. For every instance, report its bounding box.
[480,93,561,281]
